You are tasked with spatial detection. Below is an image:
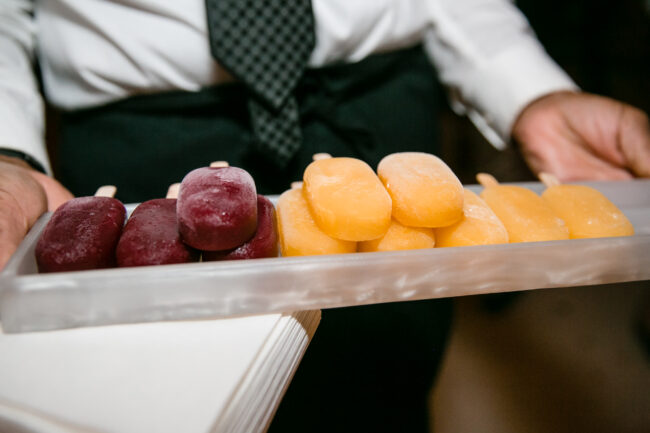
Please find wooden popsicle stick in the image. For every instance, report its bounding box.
[312,153,332,161]
[94,185,117,198]
[476,173,499,188]
[210,161,229,168]
[290,181,303,190]
[538,172,561,188]
[166,183,180,199]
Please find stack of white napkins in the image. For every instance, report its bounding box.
[0,310,320,433]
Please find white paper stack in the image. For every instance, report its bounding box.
[0,310,320,433]
[214,310,321,433]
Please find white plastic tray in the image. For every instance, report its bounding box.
[1,180,649,333]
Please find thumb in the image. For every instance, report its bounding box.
[29,170,74,211]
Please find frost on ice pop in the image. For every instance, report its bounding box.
[435,189,509,247]
[116,198,199,267]
[276,186,356,256]
[302,156,392,241]
[477,173,569,243]
[204,195,279,261]
[177,166,257,251]
[35,196,126,273]
[539,174,634,239]
[358,219,435,252]
[377,152,464,228]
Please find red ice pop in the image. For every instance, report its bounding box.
[116,184,199,267]
[35,186,126,273]
[177,164,258,251]
[203,195,278,261]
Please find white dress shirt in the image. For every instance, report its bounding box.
[0,0,577,173]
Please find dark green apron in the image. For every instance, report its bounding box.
[57,45,442,199]
[55,45,453,433]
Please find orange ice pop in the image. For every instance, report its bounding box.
[435,188,509,247]
[358,218,435,252]
[302,154,392,241]
[377,152,463,228]
[477,173,569,243]
[539,173,634,239]
[276,182,356,256]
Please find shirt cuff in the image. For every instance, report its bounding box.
[0,148,47,173]
[443,38,578,150]
[0,99,50,174]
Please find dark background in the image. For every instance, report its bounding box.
[433,5,649,431]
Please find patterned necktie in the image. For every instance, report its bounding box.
[205,0,316,166]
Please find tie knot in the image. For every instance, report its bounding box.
[206,0,316,109]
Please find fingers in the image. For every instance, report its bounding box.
[618,105,650,178]
[555,150,634,182]
[513,91,650,181]
[514,100,632,181]
[520,133,634,182]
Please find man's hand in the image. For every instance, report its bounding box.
[0,157,73,270]
[512,91,650,181]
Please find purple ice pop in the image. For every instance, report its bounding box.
[35,195,126,273]
[116,198,199,267]
[203,195,278,261]
[176,166,258,251]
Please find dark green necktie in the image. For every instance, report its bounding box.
[205,0,316,166]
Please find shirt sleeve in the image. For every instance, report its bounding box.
[310,0,579,149]
[0,0,50,172]
[422,0,578,149]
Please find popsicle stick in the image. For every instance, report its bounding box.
[312,153,332,161]
[210,161,229,168]
[539,172,561,188]
[476,173,499,188]
[166,183,180,199]
[94,185,117,198]
[291,181,303,190]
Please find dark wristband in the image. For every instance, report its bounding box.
[0,148,47,174]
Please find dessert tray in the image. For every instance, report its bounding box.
[1,179,649,333]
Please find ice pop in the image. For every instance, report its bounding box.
[203,195,279,261]
[358,218,435,252]
[539,173,634,239]
[377,152,464,228]
[176,165,257,251]
[116,184,199,267]
[302,155,392,241]
[276,182,356,256]
[435,188,509,247]
[477,173,569,243]
[35,186,126,273]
